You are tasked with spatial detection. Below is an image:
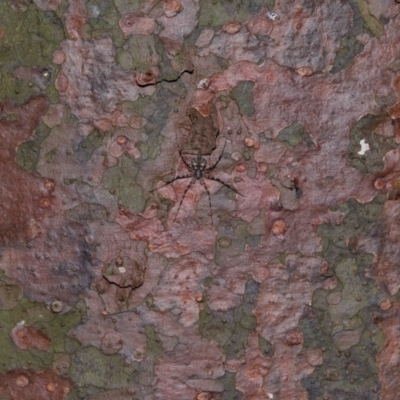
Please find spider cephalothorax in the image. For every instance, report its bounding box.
[191,155,207,179]
[152,143,242,223]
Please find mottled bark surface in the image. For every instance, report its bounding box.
[0,0,400,399]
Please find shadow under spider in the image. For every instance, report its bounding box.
[151,142,243,223]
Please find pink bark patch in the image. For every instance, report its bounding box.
[119,13,157,37]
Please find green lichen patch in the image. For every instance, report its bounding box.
[69,346,138,391]
[144,294,159,312]
[115,32,193,82]
[301,312,382,400]
[199,303,235,346]
[198,278,260,360]
[157,43,193,83]
[217,371,244,400]
[215,224,246,267]
[202,277,213,288]
[0,281,22,311]
[103,154,146,213]
[0,297,84,374]
[135,84,185,161]
[347,114,397,174]
[353,0,384,39]
[215,220,261,266]
[258,334,273,357]
[230,81,255,118]
[85,0,123,44]
[330,0,365,74]
[331,259,379,318]
[131,325,164,389]
[144,325,163,360]
[276,122,314,149]
[16,123,50,171]
[116,35,160,72]
[302,337,381,400]
[301,318,382,398]
[318,196,385,255]
[331,0,384,73]
[388,58,400,72]
[75,129,105,163]
[113,0,148,15]
[374,92,397,109]
[198,0,270,27]
[301,195,387,399]
[0,3,64,103]
[149,192,174,227]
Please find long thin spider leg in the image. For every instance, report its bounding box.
[174,178,196,221]
[205,176,244,196]
[179,149,194,172]
[200,178,213,225]
[150,174,193,192]
[204,141,227,173]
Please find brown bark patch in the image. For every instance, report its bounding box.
[0,95,51,245]
[0,369,72,400]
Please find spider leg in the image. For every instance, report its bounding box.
[200,178,213,225]
[150,174,193,192]
[174,177,196,221]
[179,149,194,172]
[205,176,244,196]
[204,141,227,173]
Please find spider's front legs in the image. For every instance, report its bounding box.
[199,178,213,225]
[179,150,194,173]
[205,175,243,196]
[174,177,196,221]
[150,174,193,192]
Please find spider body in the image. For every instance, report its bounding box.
[152,143,242,223]
[191,155,207,179]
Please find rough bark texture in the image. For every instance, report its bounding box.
[0,0,400,399]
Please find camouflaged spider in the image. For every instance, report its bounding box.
[151,142,242,223]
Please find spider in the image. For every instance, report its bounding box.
[151,142,242,223]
